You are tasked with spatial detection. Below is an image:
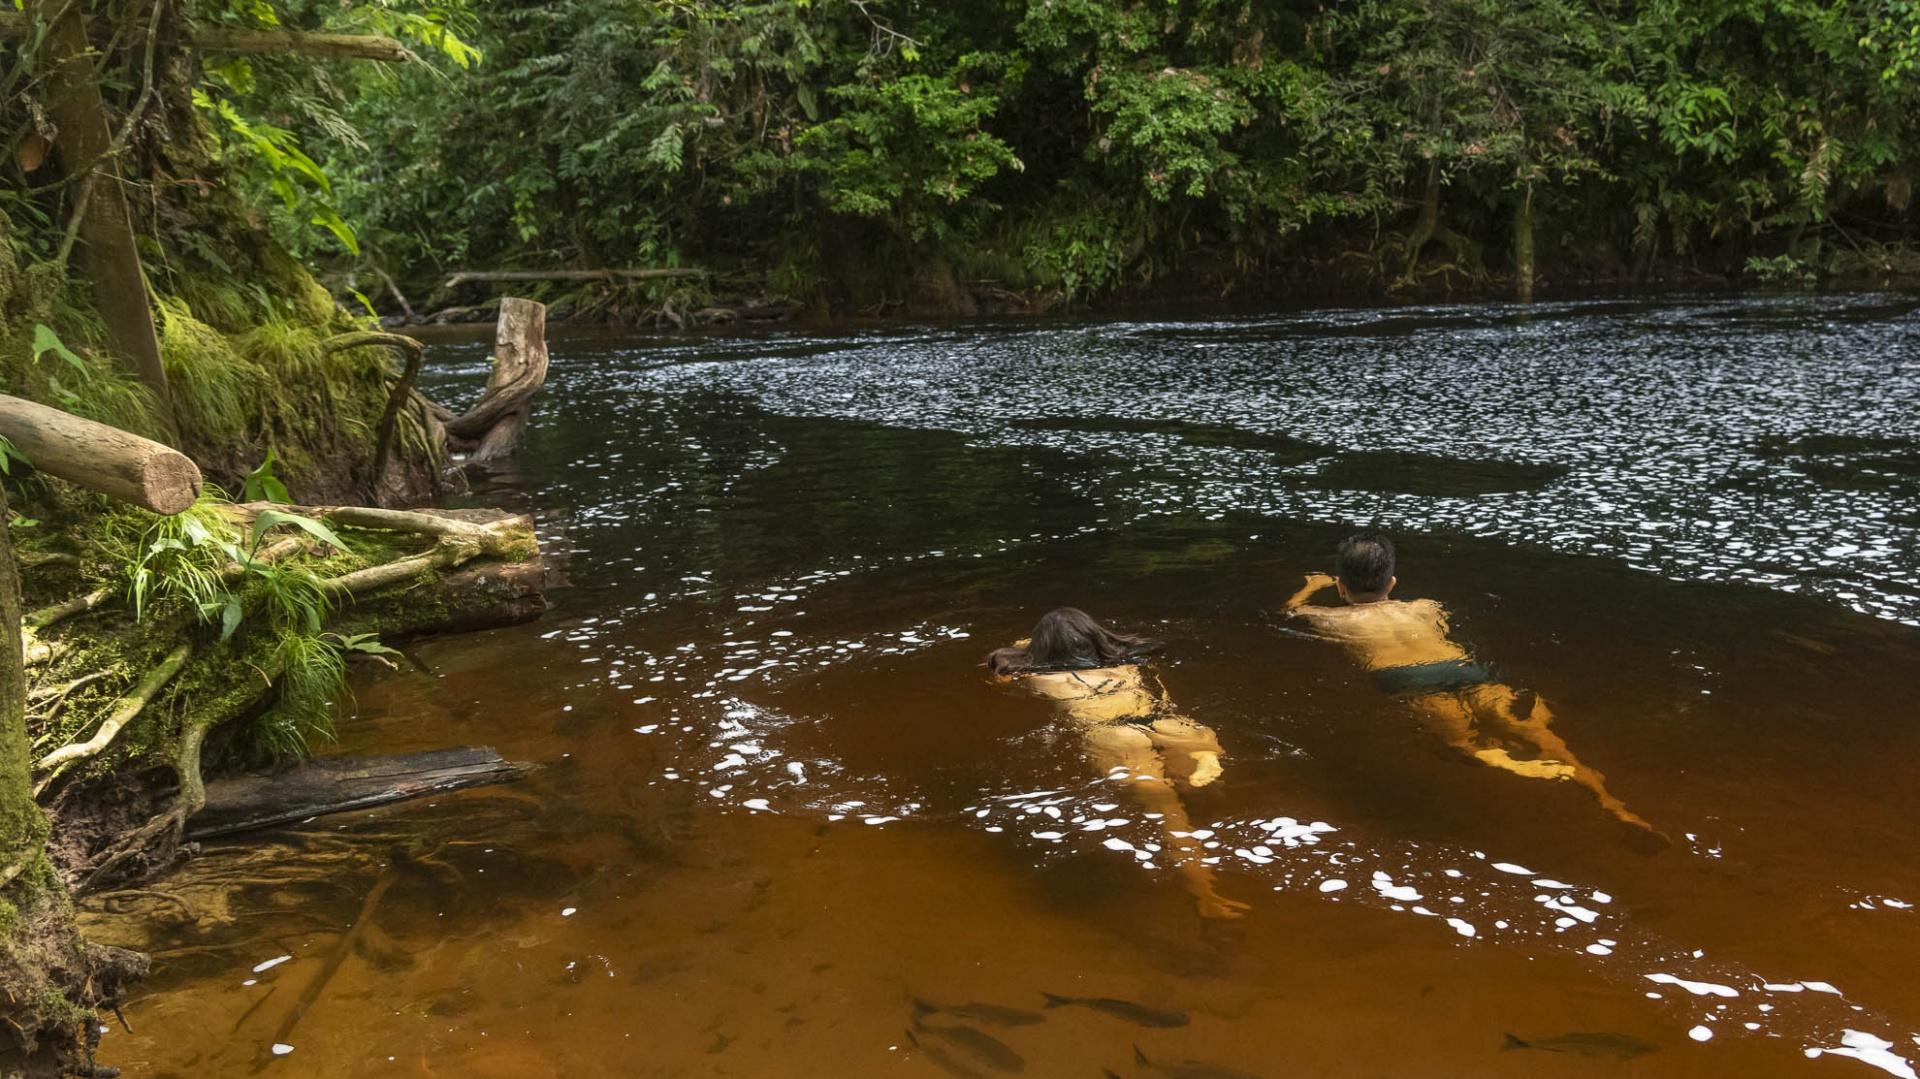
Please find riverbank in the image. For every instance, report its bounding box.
[372,250,1920,332]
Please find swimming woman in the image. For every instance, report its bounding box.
[988,608,1249,919]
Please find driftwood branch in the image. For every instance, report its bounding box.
[0,393,202,513]
[188,747,534,839]
[23,587,110,631]
[442,268,707,289]
[188,28,411,61]
[443,297,548,464]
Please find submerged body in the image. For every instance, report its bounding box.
[1286,556,1658,837]
[1001,662,1243,918]
[989,610,1244,919]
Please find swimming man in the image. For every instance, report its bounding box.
[1285,534,1659,838]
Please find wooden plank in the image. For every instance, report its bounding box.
[187,746,535,839]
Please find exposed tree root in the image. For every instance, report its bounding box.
[24,588,111,631]
[34,645,193,782]
[78,710,221,894]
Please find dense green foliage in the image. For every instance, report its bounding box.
[286,0,1920,312]
[1,0,459,491]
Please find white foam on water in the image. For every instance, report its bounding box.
[1647,973,1739,998]
[1690,1026,1714,1042]
[1370,871,1421,902]
[1447,918,1476,938]
[1319,879,1348,893]
[251,956,291,974]
[1805,1031,1919,1079]
[271,1044,294,1056]
[1491,862,1534,875]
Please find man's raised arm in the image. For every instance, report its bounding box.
[1283,572,1338,612]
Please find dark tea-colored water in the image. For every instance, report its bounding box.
[88,298,1920,1077]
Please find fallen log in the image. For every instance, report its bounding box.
[187,747,535,839]
[443,297,548,464]
[0,393,202,513]
[442,268,708,289]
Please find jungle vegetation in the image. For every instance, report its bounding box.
[286,0,1920,315]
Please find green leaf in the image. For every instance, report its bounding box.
[328,632,402,657]
[220,598,244,642]
[249,509,348,555]
[0,435,25,475]
[243,449,292,504]
[31,324,86,373]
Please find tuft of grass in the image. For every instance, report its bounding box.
[253,631,344,760]
[157,298,267,448]
[237,316,325,380]
[174,275,256,334]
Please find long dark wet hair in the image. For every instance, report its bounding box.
[986,607,1162,675]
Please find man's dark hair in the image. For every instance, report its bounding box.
[1335,533,1396,596]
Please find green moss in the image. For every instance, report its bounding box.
[157,299,267,448]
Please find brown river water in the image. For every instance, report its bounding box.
[82,299,1920,1077]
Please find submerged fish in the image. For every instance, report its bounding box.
[913,1019,1027,1073]
[1502,1032,1659,1060]
[912,998,1046,1027]
[906,1028,984,1079]
[1041,992,1189,1028]
[1134,1045,1266,1079]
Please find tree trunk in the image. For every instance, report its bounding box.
[0,394,202,513]
[1398,160,1443,288]
[32,0,173,422]
[444,297,548,464]
[1514,184,1536,303]
[1,480,145,1074]
[0,474,41,898]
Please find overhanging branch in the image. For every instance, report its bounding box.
[0,15,412,62]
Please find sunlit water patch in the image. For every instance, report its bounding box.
[610,298,1920,623]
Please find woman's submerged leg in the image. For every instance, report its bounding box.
[1081,723,1249,919]
[1142,714,1226,788]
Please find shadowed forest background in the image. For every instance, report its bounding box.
[9,0,1920,329]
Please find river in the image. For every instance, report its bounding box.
[87,297,1920,1077]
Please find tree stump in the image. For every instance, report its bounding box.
[444,297,548,464]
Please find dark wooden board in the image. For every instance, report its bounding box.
[188,746,535,839]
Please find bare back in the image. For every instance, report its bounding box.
[1292,598,1468,671]
[1016,665,1160,725]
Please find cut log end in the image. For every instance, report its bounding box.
[139,449,203,515]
